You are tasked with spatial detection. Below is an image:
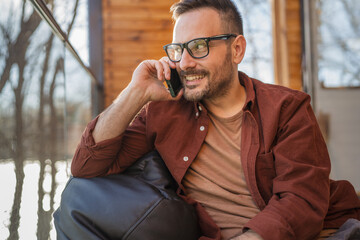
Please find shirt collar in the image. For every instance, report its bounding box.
[192,102,206,119]
[238,71,256,111]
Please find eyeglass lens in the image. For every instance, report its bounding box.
[167,38,208,62]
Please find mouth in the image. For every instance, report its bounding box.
[184,74,206,81]
[183,74,206,86]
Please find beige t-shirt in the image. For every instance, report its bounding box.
[182,110,260,240]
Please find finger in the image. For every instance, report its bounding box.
[159,56,177,80]
[161,56,177,69]
[150,60,165,81]
[165,88,184,101]
[174,88,184,100]
[159,57,172,80]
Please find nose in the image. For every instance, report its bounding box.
[179,48,197,70]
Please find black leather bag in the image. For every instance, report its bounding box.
[54,151,200,240]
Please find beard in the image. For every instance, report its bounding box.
[180,49,235,102]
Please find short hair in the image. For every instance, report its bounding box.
[170,0,243,35]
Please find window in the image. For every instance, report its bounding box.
[303,0,360,192]
[235,0,274,84]
[315,0,360,88]
[0,0,96,239]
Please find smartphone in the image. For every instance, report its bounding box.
[165,68,182,97]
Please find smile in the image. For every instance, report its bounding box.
[184,74,206,81]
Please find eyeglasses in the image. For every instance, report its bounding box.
[163,34,237,62]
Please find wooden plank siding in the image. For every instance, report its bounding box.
[272,0,303,90]
[102,0,175,106]
[101,0,303,106]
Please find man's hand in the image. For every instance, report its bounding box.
[92,57,182,143]
[230,230,264,240]
[128,57,183,103]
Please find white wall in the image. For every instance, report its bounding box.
[315,84,360,192]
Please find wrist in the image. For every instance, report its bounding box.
[117,84,149,107]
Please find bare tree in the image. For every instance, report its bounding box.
[236,0,273,81]
[0,0,81,239]
[3,2,42,239]
[36,1,80,238]
[317,0,360,87]
[36,32,55,240]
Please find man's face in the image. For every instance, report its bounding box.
[173,8,236,102]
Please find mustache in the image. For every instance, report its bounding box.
[180,69,208,78]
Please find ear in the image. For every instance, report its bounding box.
[232,35,246,64]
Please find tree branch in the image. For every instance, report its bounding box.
[66,0,80,36]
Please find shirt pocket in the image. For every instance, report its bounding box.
[255,151,276,204]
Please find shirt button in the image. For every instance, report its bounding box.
[198,105,203,111]
[200,126,205,131]
[183,156,189,162]
[195,112,199,117]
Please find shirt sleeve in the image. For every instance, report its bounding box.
[244,93,331,240]
[71,105,153,178]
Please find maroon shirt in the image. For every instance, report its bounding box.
[71,72,360,240]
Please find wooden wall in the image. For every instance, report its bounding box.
[102,0,175,106]
[272,0,303,90]
[101,0,303,106]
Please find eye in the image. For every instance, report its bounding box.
[174,47,182,53]
[190,39,207,53]
[194,41,206,50]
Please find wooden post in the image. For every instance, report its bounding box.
[272,0,303,90]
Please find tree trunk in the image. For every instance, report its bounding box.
[7,162,24,240]
[7,63,26,240]
[36,33,54,240]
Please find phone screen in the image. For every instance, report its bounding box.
[165,68,182,97]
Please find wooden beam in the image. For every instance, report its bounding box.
[271,0,303,90]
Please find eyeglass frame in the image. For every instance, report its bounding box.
[163,34,237,62]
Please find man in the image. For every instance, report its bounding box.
[70,0,360,239]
